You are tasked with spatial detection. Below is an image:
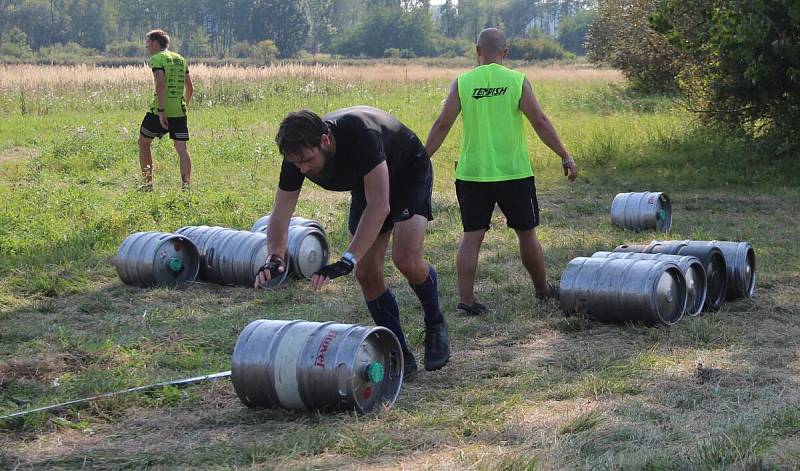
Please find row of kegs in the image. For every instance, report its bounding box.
[114,215,329,288]
[559,240,756,326]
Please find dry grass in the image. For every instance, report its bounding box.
[0,63,622,90]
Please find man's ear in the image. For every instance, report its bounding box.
[320,133,330,149]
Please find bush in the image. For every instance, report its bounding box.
[106,39,142,58]
[38,42,98,62]
[652,0,800,153]
[586,0,686,93]
[230,41,252,59]
[383,48,415,59]
[431,35,472,58]
[253,40,279,65]
[0,28,34,59]
[508,37,572,61]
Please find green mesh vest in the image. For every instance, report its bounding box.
[456,63,532,182]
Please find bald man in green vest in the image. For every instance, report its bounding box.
[425,27,578,316]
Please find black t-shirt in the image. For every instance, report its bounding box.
[278,106,428,193]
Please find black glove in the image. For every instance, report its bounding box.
[313,257,355,280]
[257,254,286,279]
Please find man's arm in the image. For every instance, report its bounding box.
[310,161,390,291]
[254,188,299,288]
[424,79,461,158]
[519,78,577,181]
[153,69,168,129]
[184,72,193,106]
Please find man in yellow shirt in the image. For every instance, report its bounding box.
[138,29,194,190]
[425,28,578,315]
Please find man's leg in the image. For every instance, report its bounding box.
[516,227,550,297]
[456,229,486,306]
[138,135,154,186]
[393,215,449,371]
[173,140,192,186]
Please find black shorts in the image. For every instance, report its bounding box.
[349,160,434,234]
[140,112,190,141]
[455,176,540,232]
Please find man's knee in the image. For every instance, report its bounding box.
[138,135,152,148]
[392,249,423,277]
[355,264,382,286]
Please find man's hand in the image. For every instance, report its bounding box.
[254,254,286,288]
[158,111,169,130]
[562,156,578,182]
[311,257,355,291]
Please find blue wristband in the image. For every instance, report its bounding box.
[342,251,357,266]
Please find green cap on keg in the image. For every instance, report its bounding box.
[657,209,667,221]
[168,258,184,272]
[366,362,384,383]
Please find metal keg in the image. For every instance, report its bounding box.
[231,319,403,413]
[115,232,200,287]
[591,251,706,317]
[177,227,288,288]
[611,192,672,232]
[253,225,329,279]
[614,240,727,311]
[681,241,755,299]
[175,225,226,280]
[251,214,326,235]
[560,257,687,325]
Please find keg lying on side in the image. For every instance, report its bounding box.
[115,232,200,287]
[253,225,329,280]
[614,240,728,311]
[591,251,706,317]
[681,241,755,300]
[176,227,288,288]
[174,225,226,280]
[611,192,672,232]
[560,257,687,326]
[252,214,326,236]
[232,319,403,413]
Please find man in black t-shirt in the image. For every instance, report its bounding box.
[254,106,450,380]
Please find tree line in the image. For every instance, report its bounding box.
[0,0,596,61]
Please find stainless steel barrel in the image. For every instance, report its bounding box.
[177,227,288,288]
[252,219,330,280]
[231,319,403,413]
[286,226,329,279]
[251,215,326,235]
[591,251,706,317]
[560,257,687,325]
[115,232,200,287]
[681,241,755,299]
[614,240,727,311]
[611,192,672,232]
[175,225,227,280]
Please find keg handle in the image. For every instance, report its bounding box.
[206,248,214,267]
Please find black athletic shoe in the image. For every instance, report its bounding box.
[424,320,450,371]
[535,283,560,302]
[457,301,488,316]
[403,350,418,382]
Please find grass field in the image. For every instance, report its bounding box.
[1,63,799,470]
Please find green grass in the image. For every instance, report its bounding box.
[1,65,800,469]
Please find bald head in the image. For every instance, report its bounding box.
[477,28,507,58]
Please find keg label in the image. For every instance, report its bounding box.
[314,331,337,368]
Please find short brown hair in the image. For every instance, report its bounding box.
[146,29,170,49]
[275,110,329,158]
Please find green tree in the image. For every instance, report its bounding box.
[652,0,800,152]
[250,0,309,57]
[253,39,278,64]
[586,0,685,92]
[66,0,114,50]
[304,0,336,54]
[557,8,594,54]
[331,4,435,57]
